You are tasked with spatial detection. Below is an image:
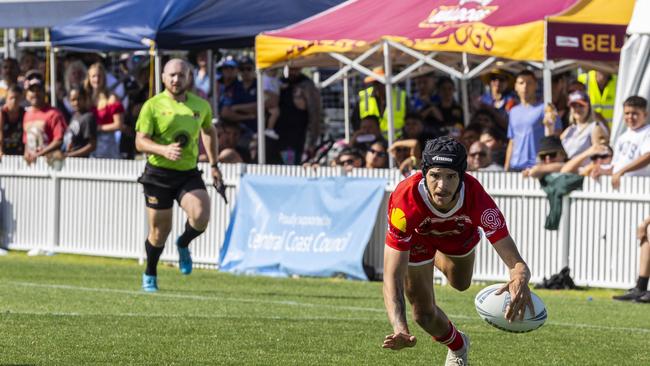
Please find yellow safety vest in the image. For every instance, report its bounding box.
[358,86,406,139]
[578,70,617,130]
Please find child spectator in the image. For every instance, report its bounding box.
[592,96,650,189]
[0,86,25,158]
[63,86,97,157]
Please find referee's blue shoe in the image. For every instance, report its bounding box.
[177,242,193,275]
[142,273,158,292]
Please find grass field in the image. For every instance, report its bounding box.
[0,253,648,365]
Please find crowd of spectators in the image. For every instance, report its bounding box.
[1,51,649,192]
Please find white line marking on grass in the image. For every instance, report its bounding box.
[0,310,380,322]
[5,281,650,334]
[5,281,384,313]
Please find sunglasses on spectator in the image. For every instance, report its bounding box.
[469,152,487,158]
[539,152,558,160]
[590,154,612,161]
[339,159,357,166]
[395,147,410,153]
[369,149,387,158]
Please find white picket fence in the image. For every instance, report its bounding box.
[1,156,648,289]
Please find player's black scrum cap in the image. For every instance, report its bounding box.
[421,136,467,178]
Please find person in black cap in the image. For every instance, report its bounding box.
[381,136,533,365]
[522,135,568,179]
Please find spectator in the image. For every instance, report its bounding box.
[410,73,440,125]
[350,115,384,153]
[336,147,363,173]
[479,68,516,126]
[433,76,464,137]
[0,86,25,158]
[402,113,438,152]
[18,52,37,82]
[460,123,482,150]
[505,70,561,171]
[365,140,388,169]
[552,72,570,130]
[217,56,242,115]
[218,148,244,164]
[388,139,421,176]
[84,62,124,159]
[560,91,608,165]
[467,141,503,171]
[0,58,20,104]
[62,60,88,116]
[612,215,650,303]
[353,67,407,139]
[62,86,96,158]
[191,50,210,98]
[216,119,250,163]
[561,143,613,177]
[577,69,617,129]
[272,67,321,165]
[479,126,507,166]
[592,96,650,189]
[522,136,567,179]
[470,107,505,131]
[231,56,259,140]
[22,71,67,165]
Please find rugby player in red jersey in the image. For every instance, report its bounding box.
[381,137,534,365]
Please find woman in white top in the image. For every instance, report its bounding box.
[561,90,608,166]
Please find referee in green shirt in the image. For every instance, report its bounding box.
[135,58,226,292]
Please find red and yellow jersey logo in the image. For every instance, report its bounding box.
[390,207,407,233]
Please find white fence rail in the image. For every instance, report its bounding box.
[1,156,648,289]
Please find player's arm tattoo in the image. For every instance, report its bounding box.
[390,280,408,330]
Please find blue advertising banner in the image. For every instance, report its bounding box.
[219,175,387,280]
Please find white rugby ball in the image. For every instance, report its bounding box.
[474,283,547,333]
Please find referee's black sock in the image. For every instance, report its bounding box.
[637,276,649,291]
[177,220,204,248]
[145,239,164,276]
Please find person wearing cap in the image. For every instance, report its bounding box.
[22,71,67,165]
[521,136,567,179]
[505,70,562,172]
[220,56,258,141]
[382,137,532,365]
[560,90,608,166]
[135,59,226,292]
[577,70,617,129]
[592,96,650,189]
[353,67,407,140]
[216,56,243,114]
[479,68,516,125]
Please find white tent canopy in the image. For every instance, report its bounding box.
[611,0,650,144]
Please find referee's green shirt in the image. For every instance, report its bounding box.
[136,91,212,171]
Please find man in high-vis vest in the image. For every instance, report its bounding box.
[354,68,407,140]
[577,70,617,130]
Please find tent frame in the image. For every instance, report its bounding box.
[256,39,579,165]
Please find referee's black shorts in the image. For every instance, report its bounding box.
[137,163,206,209]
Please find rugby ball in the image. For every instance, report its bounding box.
[474,283,547,333]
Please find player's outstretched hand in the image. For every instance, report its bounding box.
[496,279,534,322]
[211,164,228,204]
[382,333,416,350]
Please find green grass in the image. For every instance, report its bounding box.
[0,253,648,365]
